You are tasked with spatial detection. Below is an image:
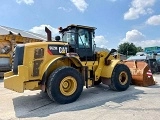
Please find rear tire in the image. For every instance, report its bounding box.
[109,64,131,91]
[47,66,84,104]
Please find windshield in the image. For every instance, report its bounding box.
[62,29,75,44]
[61,28,92,49]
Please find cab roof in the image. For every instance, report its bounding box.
[59,24,96,33]
[68,24,96,30]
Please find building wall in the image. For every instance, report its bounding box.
[144,46,160,54]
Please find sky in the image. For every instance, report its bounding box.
[1,0,160,50]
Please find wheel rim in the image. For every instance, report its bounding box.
[60,76,77,96]
[119,71,128,85]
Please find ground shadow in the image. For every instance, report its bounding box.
[12,84,146,118]
[147,83,160,88]
[0,79,3,83]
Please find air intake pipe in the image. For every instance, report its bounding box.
[105,49,117,65]
[105,49,117,60]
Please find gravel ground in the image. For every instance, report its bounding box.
[0,75,160,120]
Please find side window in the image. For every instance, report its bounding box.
[78,29,90,48]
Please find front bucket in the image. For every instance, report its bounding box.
[124,61,155,87]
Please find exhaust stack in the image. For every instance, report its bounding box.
[45,27,52,41]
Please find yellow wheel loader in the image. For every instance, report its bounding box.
[4,24,132,104]
[0,33,44,77]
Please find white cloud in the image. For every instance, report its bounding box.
[58,7,72,12]
[146,15,160,25]
[94,35,108,48]
[139,40,160,48]
[124,0,155,20]
[121,29,145,43]
[120,29,160,48]
[29,25,59,36]
[16,0,34,5]
[70,0,88,12]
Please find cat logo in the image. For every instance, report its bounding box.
[59,47,67,53]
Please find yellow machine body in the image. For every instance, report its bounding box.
[4,41,120,92]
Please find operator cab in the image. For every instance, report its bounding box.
[59,24,96,61]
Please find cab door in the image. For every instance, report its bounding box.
[76,28,94,61]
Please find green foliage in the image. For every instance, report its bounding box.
[136,46,143,52]
[118,42,143,56]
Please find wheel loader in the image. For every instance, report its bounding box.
[0,33,44,77]
[4,24,132,104]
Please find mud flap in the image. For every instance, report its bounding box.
[124,61,155,87]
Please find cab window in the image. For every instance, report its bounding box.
[62,29,75,44]
[78,29,90,48]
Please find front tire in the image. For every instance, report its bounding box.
[109,64,131,91]
[47,66,84,104]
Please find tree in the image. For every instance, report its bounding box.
[118,42,142,56]
[136,46,143,52]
